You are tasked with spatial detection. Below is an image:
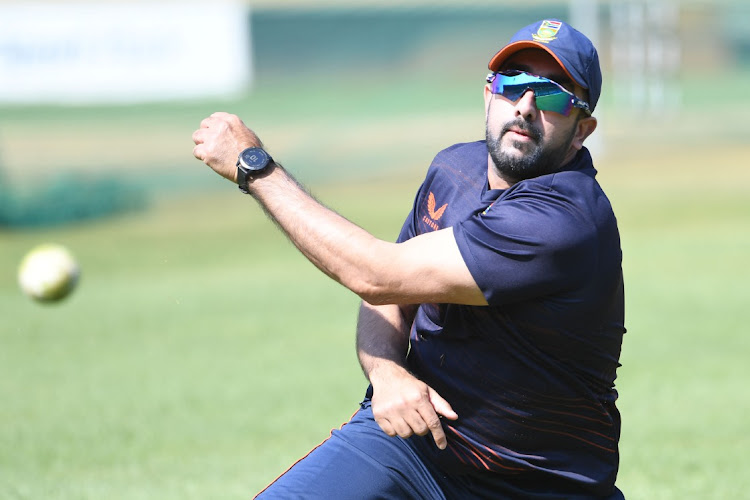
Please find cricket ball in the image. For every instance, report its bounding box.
[18,243,80,303]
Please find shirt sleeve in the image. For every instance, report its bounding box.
[453,182,596,306]
[395,179,428,244]
[395,208,417,244]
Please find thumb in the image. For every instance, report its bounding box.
[428,387,458,420]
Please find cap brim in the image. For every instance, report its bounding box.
[488,40,582,89]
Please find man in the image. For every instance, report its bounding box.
[192,18,625,500]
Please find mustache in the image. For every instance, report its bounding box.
[500,119,542,142]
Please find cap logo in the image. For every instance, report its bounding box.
[532,20,562,44]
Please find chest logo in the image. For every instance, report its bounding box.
[427,192,448,221]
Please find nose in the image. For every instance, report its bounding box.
[514,89,538,121]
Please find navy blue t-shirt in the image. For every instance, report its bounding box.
[397,141,625,496]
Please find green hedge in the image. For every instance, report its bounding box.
[0,170,147,228]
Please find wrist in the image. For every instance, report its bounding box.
[367,359,410,385]
[236,147,274,194]
[241,160,279,194]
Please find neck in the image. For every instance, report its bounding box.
[561,145,581,168]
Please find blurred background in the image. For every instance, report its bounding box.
[2,0,747,213]
[1,1,749,498]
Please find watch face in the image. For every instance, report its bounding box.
[240,147,270,171]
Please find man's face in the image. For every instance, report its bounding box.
[484,49,593,183]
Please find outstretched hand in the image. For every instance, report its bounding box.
[192,112,263,183]
[369,364,458,450]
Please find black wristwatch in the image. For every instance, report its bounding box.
[236,147,273,194]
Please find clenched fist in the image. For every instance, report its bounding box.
[192,112,264,183]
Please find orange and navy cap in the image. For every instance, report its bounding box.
[488,19,602,111]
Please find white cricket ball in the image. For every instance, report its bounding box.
[18,243,80,303]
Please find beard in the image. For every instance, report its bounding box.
[486,117,578,182]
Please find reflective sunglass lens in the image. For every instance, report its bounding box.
[535,92,574,115]
[490,72,577,116]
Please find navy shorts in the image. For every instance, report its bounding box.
[255,400,625,500]
[255,400,452,499]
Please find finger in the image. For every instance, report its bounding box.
[376,409,417,439]
[191,128,204,145]
[374,417,396,437]
[429,425,448,450]
[403,409,430,437]
[414,404,447,450]
[210,111,231,120]
[192,144,206,161]
[391,419,414,439]
[429,388,458,420]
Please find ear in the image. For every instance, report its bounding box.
[484,84,493,117]
[571,115,598,151]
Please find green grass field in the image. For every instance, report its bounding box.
[2,73,750,499]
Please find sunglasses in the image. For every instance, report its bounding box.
[486,70,591,117]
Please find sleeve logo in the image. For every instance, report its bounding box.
[427,192,448,221]
[422,192,448,232]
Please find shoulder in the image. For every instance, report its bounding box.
[506,148,610,217]
[420,141,487,194]
[491,167,615,252]
[528,149,608,208]
[420,140,488,190]
[429,141,494,177]
[428,141,487,175]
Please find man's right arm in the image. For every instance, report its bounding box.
[356,301,458,450]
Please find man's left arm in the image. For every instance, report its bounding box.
[192,112,487,307]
